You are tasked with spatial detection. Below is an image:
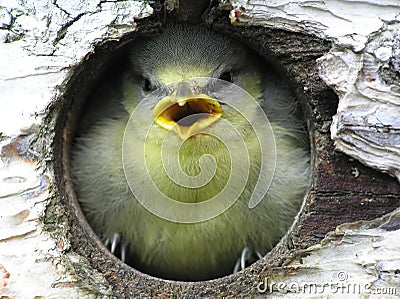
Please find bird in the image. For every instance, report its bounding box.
[71,23,310,281]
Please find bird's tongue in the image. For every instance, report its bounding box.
[154,95,222,139]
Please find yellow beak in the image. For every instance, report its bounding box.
[153,82,222,140]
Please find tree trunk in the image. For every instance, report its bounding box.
[1,0,399,297]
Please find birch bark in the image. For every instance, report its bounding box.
[0,1,399,297]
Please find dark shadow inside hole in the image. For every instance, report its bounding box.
[74,55,130,138]
[69,23,311,281]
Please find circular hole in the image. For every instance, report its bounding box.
[63,23,311,282]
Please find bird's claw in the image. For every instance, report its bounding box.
[233,247,263,274]
[104,233,128,262]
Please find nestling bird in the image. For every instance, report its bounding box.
[72,24,310,281]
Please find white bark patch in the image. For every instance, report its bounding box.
[260,208,400,297]
[0,155,99,297]
[0,0,152,138]
[318,23,400,181]
[228,0,399,51]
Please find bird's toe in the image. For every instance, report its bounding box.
[104,233,128,262]
[233,247,263,274]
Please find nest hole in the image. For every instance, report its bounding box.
[51,17,362,297]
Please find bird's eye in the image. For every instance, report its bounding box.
[219,71,233,83]
[142,77,153,92]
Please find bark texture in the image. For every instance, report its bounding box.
[0,0,399,297]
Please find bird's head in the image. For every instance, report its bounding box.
[122,24,265,140]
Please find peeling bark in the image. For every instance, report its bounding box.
[1,0,400,297]
[319,26,400,181]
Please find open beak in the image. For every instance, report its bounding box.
[153,82,222,140]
